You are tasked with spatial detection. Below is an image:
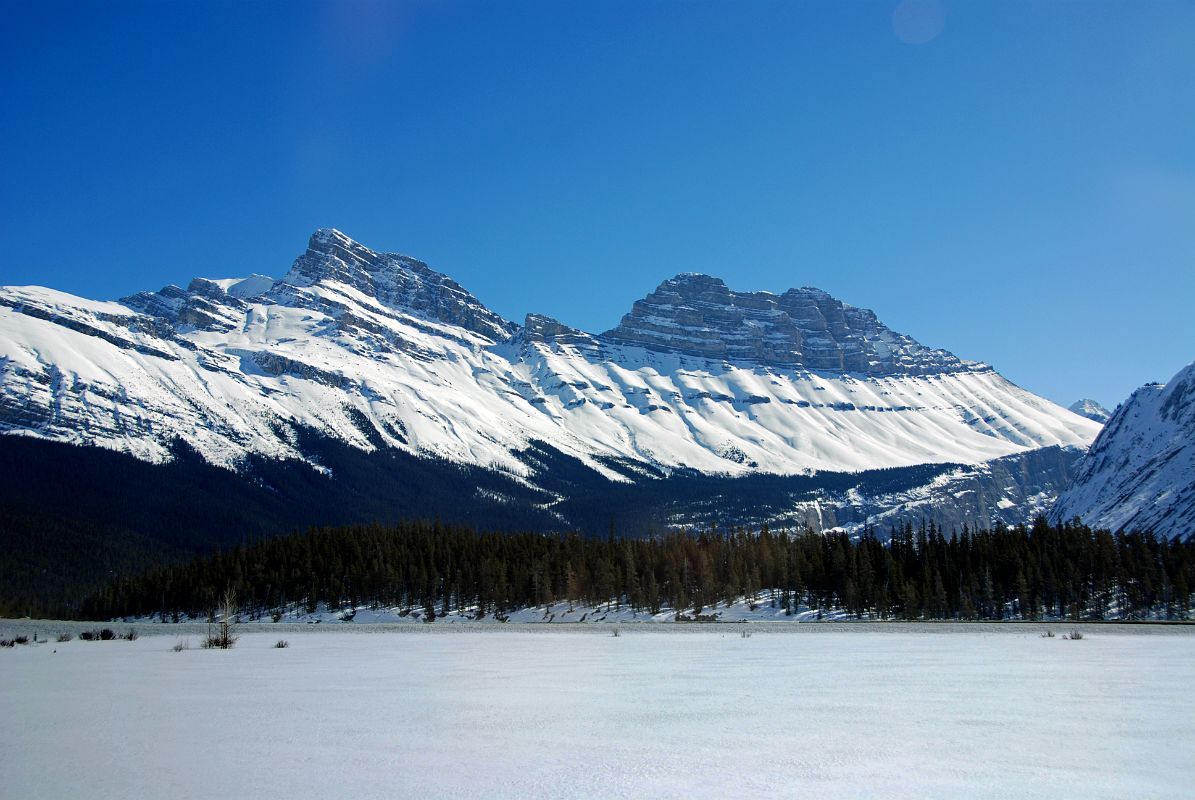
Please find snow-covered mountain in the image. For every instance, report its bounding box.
[0,228,1100,532]
[1068,399,1111,424]
[1053,361,1195,540]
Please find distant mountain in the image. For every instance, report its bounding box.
[1068,399,1111,424]
[1053,361,1195,540]
[1,228,1099,540]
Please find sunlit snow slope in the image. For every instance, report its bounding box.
[0,229,1097,482]
[1054,360,1195,540]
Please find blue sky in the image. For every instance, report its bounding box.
[2,1,1192,408]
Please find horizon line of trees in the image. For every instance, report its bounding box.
[83,517,1195,622]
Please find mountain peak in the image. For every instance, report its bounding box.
[658,272,728,290]
[283,229,515,341]
[1068,398,1111,424]
[310,226,351,245]
[288,228,396,285]
[601,274,980,375]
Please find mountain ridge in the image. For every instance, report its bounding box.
[1,228,1100,542]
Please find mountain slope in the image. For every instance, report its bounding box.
[1053,360,1195,540]
[0,228,1099,483]
[1,433,1086,615]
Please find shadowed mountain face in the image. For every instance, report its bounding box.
[0,433,1085,615]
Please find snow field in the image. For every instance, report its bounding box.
[2,625,1192,799]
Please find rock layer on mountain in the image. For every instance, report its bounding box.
[601,273,979,375]
[1053,361,1195,540]
[285,228,517,341]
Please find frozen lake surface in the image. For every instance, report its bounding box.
[2,623,1192,799]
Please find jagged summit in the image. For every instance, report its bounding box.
[283,228,516,341]
[121,229,515,341]
[600,273,982,375]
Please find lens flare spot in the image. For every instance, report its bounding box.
[892,0,946,45]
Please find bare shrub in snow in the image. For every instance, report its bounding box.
[57,633,73,642]
[274,640,289,648]
[172,639,190,652]
[203,589,239,649]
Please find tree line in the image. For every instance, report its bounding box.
[83,518,1194,622]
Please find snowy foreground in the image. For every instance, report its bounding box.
[2,623,1193,799]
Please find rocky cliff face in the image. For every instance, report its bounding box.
[520,313,605,354]
[600,273,980,375]
[283,228,517,341]
[1053,361,1195,540]
[123,228,516,344]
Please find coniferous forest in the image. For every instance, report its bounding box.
[83,518,1195,622]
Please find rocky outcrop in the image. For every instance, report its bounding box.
[600,273,980,375]
[123,278,251,333]
[520,314,605,355]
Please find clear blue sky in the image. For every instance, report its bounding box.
[2,1,1192,408]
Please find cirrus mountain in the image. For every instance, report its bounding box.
[0,229,1099,542]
